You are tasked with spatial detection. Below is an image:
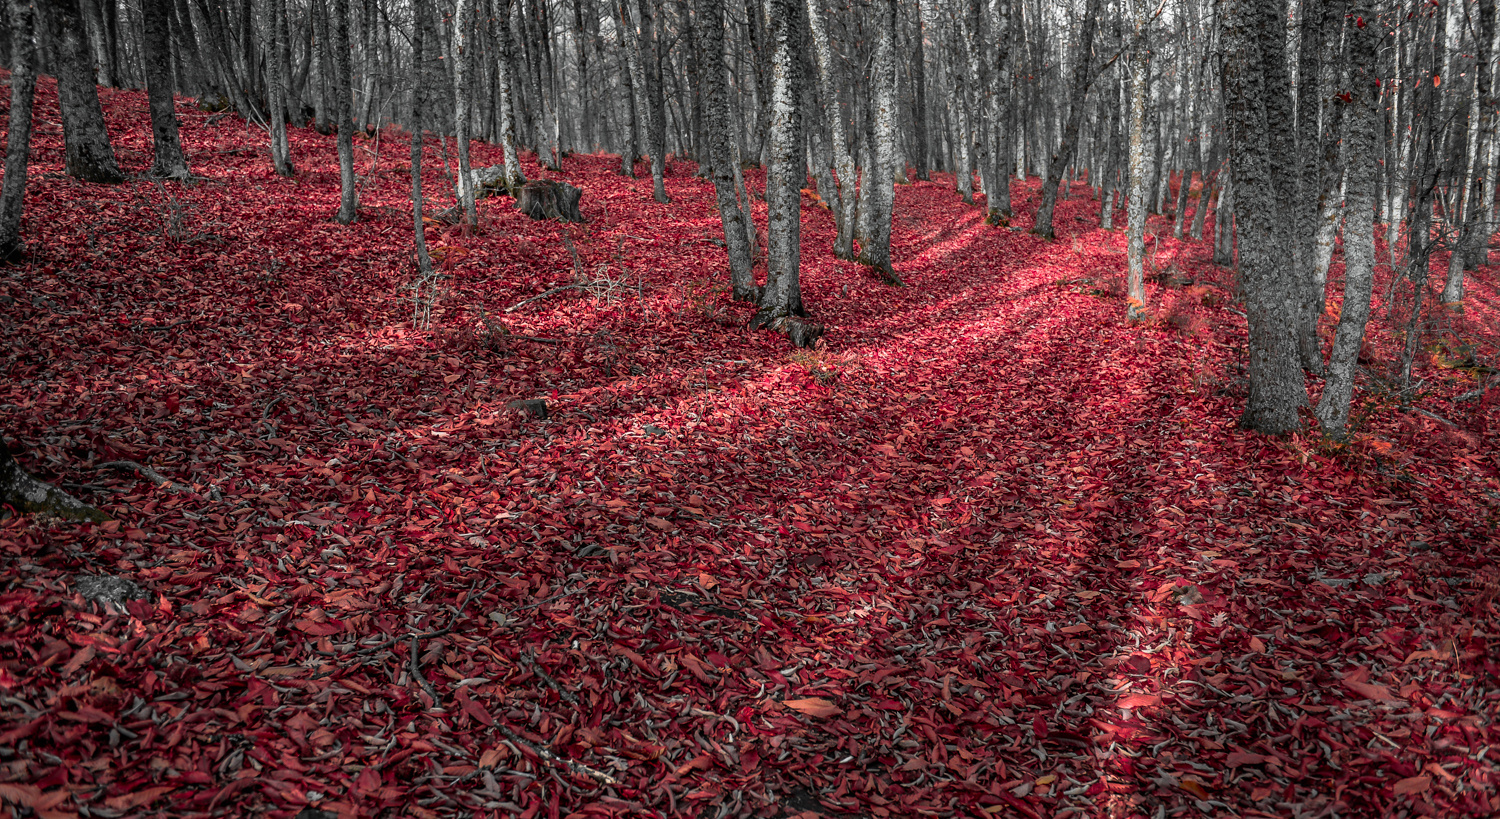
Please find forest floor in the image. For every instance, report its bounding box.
[2,77,1499,819]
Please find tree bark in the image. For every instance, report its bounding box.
[855,0,899,281]
[143,0,191,179]
[636,0,669,202]
[453,0,478,225]
[0,0,38,261]
[411,0,435,284]
[41,0,126,184]
[265,0,294,176]
[334,0,357,222]
[1291,0,1325,372]
[1315,3,1376,438]
[617,0,646,176]
[911,6,929,181]
[495,0,527,190]
[752,0,810,336]
[805,0,857,259]
[985,0,1012,224]
[1124,10,1149,322]
[1032,0,1101,240]
[697,0,757,300]
[0,445,108,522]
[1224,0,1309,434]
[1441,0,1494,305]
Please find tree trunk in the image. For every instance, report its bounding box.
[1213,173,1235,266]
[1032,0,1101,240]
[41,0,126,184]
[0,0,38,261]
[1291,0,1325,371]
[1315,2,1376,438]
[752,0,812,340]
[334,0,357,223]
[1124,19,1149,322]
[495,0,526,190]
[911,7,929,181]
[411,0,434,283]
[0,445,109,522]
[310,0,331,133]
[986,0,1012,223]
[265,0,294,176]
[805,0,857,259]
[1224,0,1308,434]
[636,0,669,202]
[143,0,190,179]
[453,0,478,225]
[697,0,757,300]
[855,0,898,281]
[616,0,644,176]
[1441,0,1494,305]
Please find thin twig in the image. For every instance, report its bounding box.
[504,284,587,313]
[493,722,621,786]
[521,653,580,706]
[98,460,204,500]
[410,634,440,705]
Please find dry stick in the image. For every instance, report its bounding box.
[503,284,587,313]
[520,653,580,706]
[410,634,440,705]
[97,460,204,500]
[492,721,621,787]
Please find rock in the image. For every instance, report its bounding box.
[507,399,549,419]
[73,574,148,608]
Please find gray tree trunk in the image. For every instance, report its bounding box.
[635,0,669,202]
[613,0,640,176]
[1291,0,1328,373]
[855,0,899,281]
[1033,0,1101,240]
[911,8,930,181]
[41,0,125,184]
[411,1,435,282]
[0,0,38,261]
[453,0,478,225]
[1124,13,1149,323]
[752,0,810,338]
[1224,0,1309,434]
[1441,0,1494,305]
[496,0,526,189]
[986,0,1012,223]
[265,0,294,176]
[334,0,357,222]
[143,0,190,179]
[696,0,757,300]
[1315,2,1377,438]
[806,0,857,259]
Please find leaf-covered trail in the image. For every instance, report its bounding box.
[2,79,1498,819]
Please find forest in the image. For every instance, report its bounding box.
[0,0,1498,816]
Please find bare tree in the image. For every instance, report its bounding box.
[1223,0,1308,434]
[1,0,39,261]
[697,0,758,300]
[855,0,900,281]
[752,0,819,346]
[41,0,126,184]
[1315,0,1377,437]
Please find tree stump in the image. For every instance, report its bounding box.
[517,180,584,223]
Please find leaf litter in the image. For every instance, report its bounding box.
[1,77,1498,819]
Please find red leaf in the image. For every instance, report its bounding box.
[782,698,842,719]
[1393,775,1431,795]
